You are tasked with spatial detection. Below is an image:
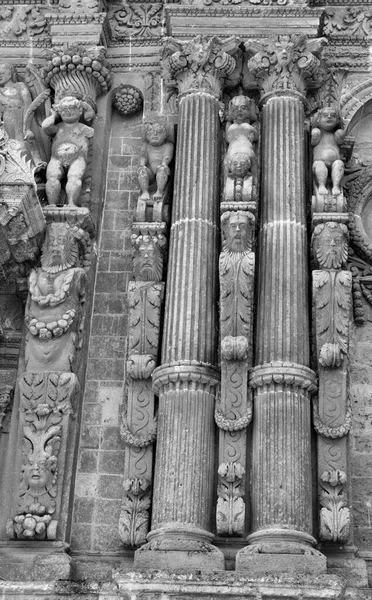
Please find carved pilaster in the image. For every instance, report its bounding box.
[134,35,239,571]
[216,210,255,536]
[236,36,327,575]
[7,210,92,550]
[312,221,352,544]
[119,223,165,548]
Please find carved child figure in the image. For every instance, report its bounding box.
[42,96,94,206]
[137,121,174,222]
[0,62,33,147]
[25,222,87,372]
[224,96,256,202]
[311,107,345,197]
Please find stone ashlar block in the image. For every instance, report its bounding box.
[0,542,71,581]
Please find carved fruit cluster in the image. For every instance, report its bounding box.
[113,85,143,116]
[43,48,111,95]
[28,309,76,339]
[12,504,55,540]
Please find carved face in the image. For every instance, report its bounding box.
[41,223,79,272]
[275,38,294,67]
[228,154,251,178]
[0,63,12,86]
[318,107,340,132]
[229,96,251,124]
[133,236,163,282]
[146,123,167,147]
[22,459,56,493]
[57,97,83,124]
[313,222,348,269]
[224,212,251,252]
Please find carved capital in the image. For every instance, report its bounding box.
[246,35,327,100]
[161,35,240,98]
[152,361,220,394]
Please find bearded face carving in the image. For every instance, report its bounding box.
[221,211,254,253]
[312,222,348,270]
[41,223,80,273]
[132,234,165,282]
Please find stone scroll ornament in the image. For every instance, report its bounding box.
[312,221,352,543]
[136,120,174,224]
[216,210,255,536]
[223,96,257,206]
[6,221,90,541]
[119,224,166,547]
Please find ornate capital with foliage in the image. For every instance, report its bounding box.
[246,35,327,99]
[161,35,240,98]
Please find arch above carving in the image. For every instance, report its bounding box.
[341,79,372,131]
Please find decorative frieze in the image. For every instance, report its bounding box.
[108,4,163,40]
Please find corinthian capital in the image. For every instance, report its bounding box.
[246,35,327,99]
[161,35,240,98]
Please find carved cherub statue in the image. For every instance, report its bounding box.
[224,96,257,202]
[42,96,95,206]
[25,222,87,372]
[311,107,345,197]
[137,120,174,222]
[0,62,33,148]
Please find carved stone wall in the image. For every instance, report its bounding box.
[1,1,372,597]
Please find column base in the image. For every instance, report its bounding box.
[236,530,326,576]
[134,526,225,571]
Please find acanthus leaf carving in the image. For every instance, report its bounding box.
[319,469,350,542]
[323,8,372,39]
[7,372,78,541]
[217,461,245,536]
[119,478,151,547]
[313,269,352,368]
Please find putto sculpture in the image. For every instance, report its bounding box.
[137,120,174,223]
[224,96,256,203]
[0,61,33,148]
[42,96,95,206]
[311,107,345,197]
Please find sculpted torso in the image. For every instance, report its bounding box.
[52,123,91,165]
[312,130,342,167]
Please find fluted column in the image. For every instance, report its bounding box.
[236,35,327,575]
[134,35,239,571]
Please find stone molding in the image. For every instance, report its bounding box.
[152,361,220,393]
[249,362,317,392]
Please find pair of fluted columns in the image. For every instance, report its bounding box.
[135,35,327,573]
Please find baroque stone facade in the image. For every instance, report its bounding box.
[0,1,372,599]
